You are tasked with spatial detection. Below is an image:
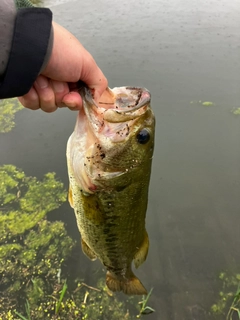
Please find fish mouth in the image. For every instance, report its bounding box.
[97,86,151,113]
[75,83,152,144]
[122,87,151,112]
[78,84,151,122]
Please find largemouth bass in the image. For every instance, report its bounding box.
[66,85,155,295]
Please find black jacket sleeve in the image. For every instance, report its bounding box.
[0,7,52,99]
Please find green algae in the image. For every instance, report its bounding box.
[231,108,240,115]
[0,165,74,314]
[190,100,215,106]
[0,99,23,133]
[201,101,214,106]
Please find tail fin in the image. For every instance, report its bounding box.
[106,270,147,295]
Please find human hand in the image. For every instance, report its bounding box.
[19,22,108,112]
[18,76,83,112]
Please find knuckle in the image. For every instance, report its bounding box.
[41,93,54,104]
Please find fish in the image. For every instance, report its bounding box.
[66,84,155,295]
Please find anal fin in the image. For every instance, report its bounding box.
[134,230,149,269]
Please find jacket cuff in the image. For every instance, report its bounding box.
[0,8,52,99]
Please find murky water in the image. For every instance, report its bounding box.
[1,0,240,319]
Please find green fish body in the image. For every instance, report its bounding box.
[67,86,155,295]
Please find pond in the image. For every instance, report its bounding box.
[0,0,240,319]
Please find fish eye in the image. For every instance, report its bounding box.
[136,129,150,144]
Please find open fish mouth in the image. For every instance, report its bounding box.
[78,84,151,123]
[96,86,151,113]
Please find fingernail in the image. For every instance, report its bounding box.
[36,76,48,89]
[52,81,65,93]
[63,94,77,108]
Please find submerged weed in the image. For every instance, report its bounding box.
[136,288,155,318]
[14,300,31,320]
[231,108,240,115]
[0,99,23,133]
[211,272,240,319]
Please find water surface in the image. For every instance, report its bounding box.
[1,0,240,319]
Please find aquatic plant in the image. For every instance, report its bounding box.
[0,164,74,314]
[0,99,23,133]
[136,288,155,318]
[231,108,240,115]
[211,272,240,319]
[190,100,215,106]
[14,300,31,320]
[16,0,44,8]
[201,101,214,106]
[2,278,139,319]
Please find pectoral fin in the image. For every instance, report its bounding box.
[133,230,149,269]
[81,238,97,261]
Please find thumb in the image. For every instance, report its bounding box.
[81,59,108,102]
[62,91,83,110]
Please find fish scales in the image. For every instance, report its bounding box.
[67,85,155,295]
